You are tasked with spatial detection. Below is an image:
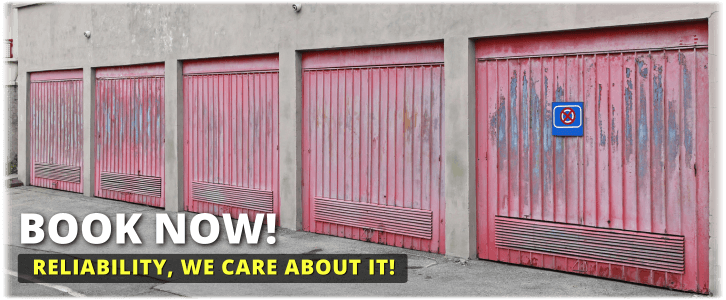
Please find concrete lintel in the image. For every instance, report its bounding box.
[708,9,720,297]
[82,67,95,196]
[443,36,477,259]
[278,48,303,231]
[164,59,184,212]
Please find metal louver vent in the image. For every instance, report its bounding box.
[100,172,162,198]
[314,197,433,240]
[34,163,81,183]
[191,181,273,213]
[494,216,685,273]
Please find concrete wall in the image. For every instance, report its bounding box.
[14,3,719,293]
[5,82,17,174]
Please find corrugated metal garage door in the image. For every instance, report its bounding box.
[183,55,279,221]
[29,69,83,193]
[95,63,165,207]
[302,44,446,253]
[475,21,709,293]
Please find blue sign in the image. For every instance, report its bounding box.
[552,102,583,136]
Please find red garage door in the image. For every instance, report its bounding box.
[302,44,446,253]
[95,63,165,207]
[29,69,83,193]
[183,55,279,221]
[475,21,709,293]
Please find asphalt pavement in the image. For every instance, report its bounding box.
[5,186,696,297]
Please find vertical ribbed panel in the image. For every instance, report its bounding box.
[95,72,165,207]
[302,48,445,254]
[475,21,709,293]
[29,77,83,193]
[183,69,279,220]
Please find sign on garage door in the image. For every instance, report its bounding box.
[475,21,709,293]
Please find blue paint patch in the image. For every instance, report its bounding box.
[522,72,529,150]
[510,71,518,152]
[637,81,649,179]
[652,65,664,150]
[598,84,606,146]
[530,77,541,175]
[637,58,649,78]
[543,77,552,153]
[667,101,680,161]
[611,105,619,146]
[624,68,634,157]
[679,53,694,160]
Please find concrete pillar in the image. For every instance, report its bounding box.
[708,9,720,297]
[443,37,477,259]
[17,71,29,184]
[278,48,303,230]
[164,59,184,212]
[82,67,96,196]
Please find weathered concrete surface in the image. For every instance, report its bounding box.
[443,37,477,259]
[81,67,94,197]
[5,83,17,175]
[708,9,721,298]
[164,60,183,212]
[278,48,303,231]
[5,186,697,297]
[15,4,717,72]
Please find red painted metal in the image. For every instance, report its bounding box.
[95,63,165,207]
[302,44,446,254]
[475,21,709,293]
[29,69,83,193]
[183,55,279,222]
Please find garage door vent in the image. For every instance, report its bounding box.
[100,172,162,198]
[191,181,274,213]
[494,216,685,273]
[34,163,81,183]
[314,197,433,239]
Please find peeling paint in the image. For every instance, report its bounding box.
[610,105,618,146]
[637,69,649,179]
[554,83,564,176]
[510,71,518,152]
[598,84,606,147]
[667,101,680,161]
[679,53,694,161]
[624,68,634,157]
[652,64,664,151]
[522,72,529,150]
[530,74,541,184]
